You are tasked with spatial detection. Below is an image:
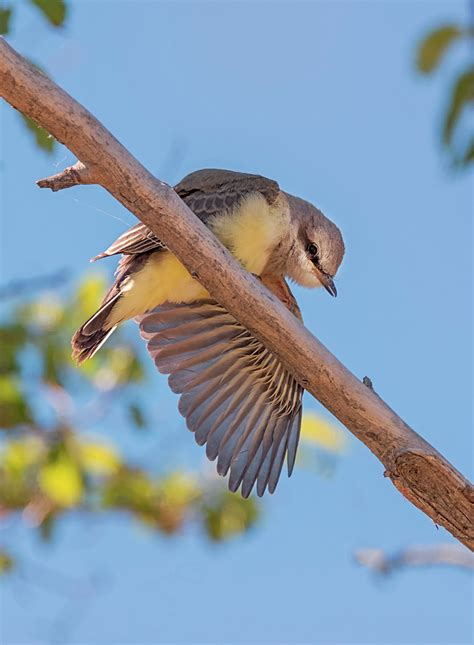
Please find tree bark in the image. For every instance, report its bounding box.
[1,38,472,549]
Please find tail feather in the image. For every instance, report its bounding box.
[71,292,121,363]
[73,252,153,363]
[72,325,117,363]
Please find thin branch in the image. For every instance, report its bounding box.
[355,544,474,574]
[1,38,472,550]
[0,268,70,299]
[37,160,97,191]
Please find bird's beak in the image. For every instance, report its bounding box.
[322,275,337,297]
[312,265,338,297]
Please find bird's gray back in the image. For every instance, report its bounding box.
[94,169,282,260]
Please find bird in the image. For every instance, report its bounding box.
[72,168,345,497]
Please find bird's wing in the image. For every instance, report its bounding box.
[91,169,280,261]
[137,297,303,498]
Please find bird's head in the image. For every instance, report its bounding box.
[285,193,345,296]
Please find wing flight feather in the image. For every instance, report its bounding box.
[138,299,302,497]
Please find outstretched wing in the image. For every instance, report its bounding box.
[92,169,280,261]
[138,299,302,498]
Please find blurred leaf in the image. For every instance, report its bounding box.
[442,67,474,145]
[30,0,67,27]
[0,375,32,429]
[416,25,462,74]
[300,412,346,453]
[102,469,200,535]
[17,294,64,332]
[155,473,201,534]
[0,551,14,575]
[0,5,12,34]
[20,114,55,154]
[102,468,155,513]
[79,440,121,476]
[129,402,147,429]
[17,295,68,385]
[0,473,32,509]
[0,271,261,561]
[0,324,28,375]
[2,438,43,474]
[160,472,200,507]
[39,451,83,507]
[458,138,474,166]
[203,492,259,541]
[0,437,37,509]
[38,513,56,541]
[75,274,107,318]
[41,338,67,385]
[103,347,144,384]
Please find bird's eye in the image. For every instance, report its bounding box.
[307,243,319,260]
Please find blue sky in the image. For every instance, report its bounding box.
[1,1,472,643]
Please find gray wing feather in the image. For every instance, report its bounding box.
[91,223,165,261]
[138,299,302,497]
[92,169,280,260]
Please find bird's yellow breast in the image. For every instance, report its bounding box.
[111,192,289,325]
[208,193,288,275]
[112,253,209,324]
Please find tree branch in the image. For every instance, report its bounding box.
[355,544,474,574]
[1,37,472,549]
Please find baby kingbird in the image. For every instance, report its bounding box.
[72,168,345,497]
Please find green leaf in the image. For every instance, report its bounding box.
[0,323,28,375]
[102,468,156,513]
[0,551,14,575]
[460,139,474,166]
[3,438,43,474]
[203,492,259,541]
[450,138,474,169]
[42,339,67,385]
[39,452,83,507]
[129,402,147,429]
[30,0,67,27]
[0,6,12,35]
[79,439,121,475]
[442,67,474,145]
[159,473,200,507]
[74,274,107,319]
[155,473,201,533]
[416,25,462,74]
[20,114,55,154]
[0,375,32,429]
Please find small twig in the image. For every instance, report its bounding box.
[355,544,474,575]
[37,161,97,192]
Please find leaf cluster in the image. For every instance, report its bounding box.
[0,274,260,573]
[416,23,474,168]
[1,0,68,153]
[1,0,67,35]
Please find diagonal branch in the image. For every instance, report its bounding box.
[1,37,472,549]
